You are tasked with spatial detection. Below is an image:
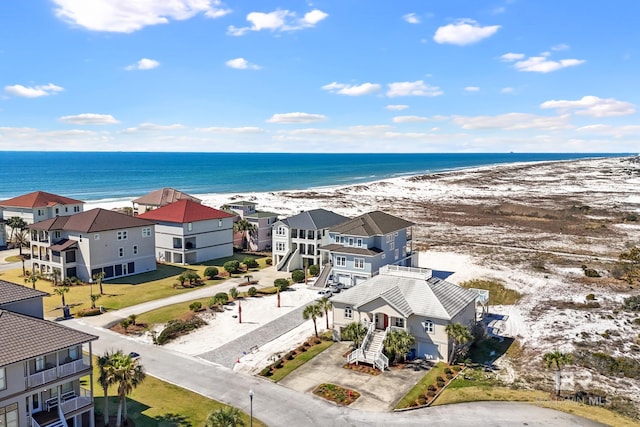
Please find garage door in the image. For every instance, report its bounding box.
[417,341,441,361]
[354,275,368,285]
[335,274,350,285]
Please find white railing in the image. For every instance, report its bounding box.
[347,348,363,364]
[57,404,69,427]
[61,395,92,414]
[28,367,58,387]
[58,358,90,377]
[374,352,389,371]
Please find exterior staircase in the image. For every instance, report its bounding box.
[363,330,386,360]
[312,263,332,288]
[347,322,389,371]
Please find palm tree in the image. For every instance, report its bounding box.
[233,219,257,251]
[13,228,28,256]
[303,303,324,337]
[91,293,101,310]
[54,286,70,307]
[205,407,245,427]
[97,351,117,426]
[24,273,40,290]
[543,350,573,396]
[383,329,415,364]
[18,254,27,276]
[6,216,26,245]
[317,297,333,330]
[341,322,367,348]
[93,271,106,295]
[274,279,289,308]
[445,323,473,364]
[112,352,146,427]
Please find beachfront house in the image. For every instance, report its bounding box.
[272,209,350,272]
[28,208,157,282]
[0,191,84,248]
[320,210,414,287]
[138,199,235,264]
[0,279,98,427]
[132,187,201,216]
[226,201,278,251]
[332,265,478,369]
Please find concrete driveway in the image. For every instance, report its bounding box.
[279,342,432,412]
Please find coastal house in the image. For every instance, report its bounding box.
[0,279,98,427]
[225,201,278,251]
[132,188,201,216]
[331,265,478,369]
[320,211,414,287]
[272,209,350,272]
[0,191,84,248]
[138,199,235,264]
[29,208,156,282]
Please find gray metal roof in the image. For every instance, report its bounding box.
[281,209,349,230]
[0,280,49,306]
[330,211,414,236]
[331,267,477,320]
[0,309,98,367]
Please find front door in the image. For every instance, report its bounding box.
[31,393,42,413]
[374,313,388,330]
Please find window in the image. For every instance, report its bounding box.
[218,219,223,228]
[0,367,5,390]
[38,209,44,216]
[423,320,434,334]
[65,251,76,263]
[308,230,314,240]
[35,356,45,372]
[344,306,353,319]
[65,207,68,212]
[299,230,306,239]
[118,247,124,257]
[117,231,128,240]
[142,227,152,237]
[395,249,399,259]
[356,238,363,247]
[354,258,364,269]
[53,231,61,239]
[348,238,354,246]
[133,245,138,255]
[74,206,80,212]
[69,346,78,360]
[187,223,193,231]
[394,318,405,328]
[0,403,18,427]
[276,242,286,251]
[276,227,286,236]
[335,256,346,267]
[94,234,100,240]
[55,208,59,215]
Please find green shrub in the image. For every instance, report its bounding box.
[189,301,202,311]
[248,286,258,297]
[265,257,272,265]
[156,317,206,345]
[623,295,640,311]
[582,266,601,278]
[446,373,453,380]
[426,390,436,398]
[204,266,219,279]
[444,367,452,374]
[309,264,320,276]
[427,384,436,392]
[291,269,305,283]
[243,257,259,269]
[229,287,239,300]
[223,260,241,274]
[586,293,596,301]
[274,278,290,290]
[213,292,229,305]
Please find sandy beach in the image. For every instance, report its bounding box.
[92,155,640,408]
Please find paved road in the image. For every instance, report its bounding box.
[198,303,313,368]
[67,319,605,427]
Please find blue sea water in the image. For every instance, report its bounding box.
[0,152,627,203]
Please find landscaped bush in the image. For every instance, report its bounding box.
[213,292,229,305]
[291,269,305,283]
[444,367,452,374]
[243,257,259,269]
[189,301,202,312]
[204,266,219,279]
[274,278,290,290]
[76,307,101,317]
[309,264,320,276]
[229,287,239,300]
[155,317,206,345]
[426,390,436,398]
[427,384,436,392]
[586,293,596,301]
[248,286,258,297]
[446,373,453,380]
[223,260,241,274]
[265,257,272,265]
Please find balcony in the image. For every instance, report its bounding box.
[61,389,92,414]
[28,366,57,388]
[58,357,90,377]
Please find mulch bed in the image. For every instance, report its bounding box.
[313,383,360,406]
[342,363,381,375]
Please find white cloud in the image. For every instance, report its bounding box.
[386,80,443,97]
[385,105,409,111]
[501,87,514,94]
[403,13,420,24]
[53,0,231,33]
[540,96,635,117]
[392,115,429,123]
[59,113,119,125]
[4,83,64,98]
[198,126,264,133]
[125,58,160,71]
[492,6,506,14]
[267,112,327,124]
[451,113,572,131]
[321,82,381,96]
[123,123,184,133]
[502,52,586,73]
[464,86,480,92]
[551,43,570,51]
[227,8,328,36]
[576,124,640,137]
[433,19,500,46]
[225,58,261,70]
[500,52,525,62]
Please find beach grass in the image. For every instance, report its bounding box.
[87,359,265,427]
[458,279,523,305]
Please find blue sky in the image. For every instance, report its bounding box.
[1,0,638,153]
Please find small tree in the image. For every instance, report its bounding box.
[91,293,101,310]
[309,264,320,276]
[224,260,240,275]
[204,266,219,280]
[317,297,333,330]
[248,286,258,297]
[303,303,324,337]
[244,274,253,286]
[383,329,415,364]
[128,314,137,325]
[185,271,201,285]
[93,271,106,295]
[342,322,367,348]
[54,286,70,307]
[120,319,131,334]
[24,273,40,290]
[543,350,573,396]
[213,292,229,306]
[291,269,305,283]
[7,216,27,245]
[189,301,202,312]
[445,323,473,364]
[243,257,258,269]
[206,407,245,427]
[274,278,289,308]
[229,287,239,300]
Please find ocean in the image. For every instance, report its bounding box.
[0,152,627,204]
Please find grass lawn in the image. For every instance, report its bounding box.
[394,362,448,409]
[269,340,334,382]
[88,360,266,427]
[458,279,522,305]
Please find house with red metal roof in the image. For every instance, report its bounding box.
[29,208,156,282]
[138,199,235,264]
